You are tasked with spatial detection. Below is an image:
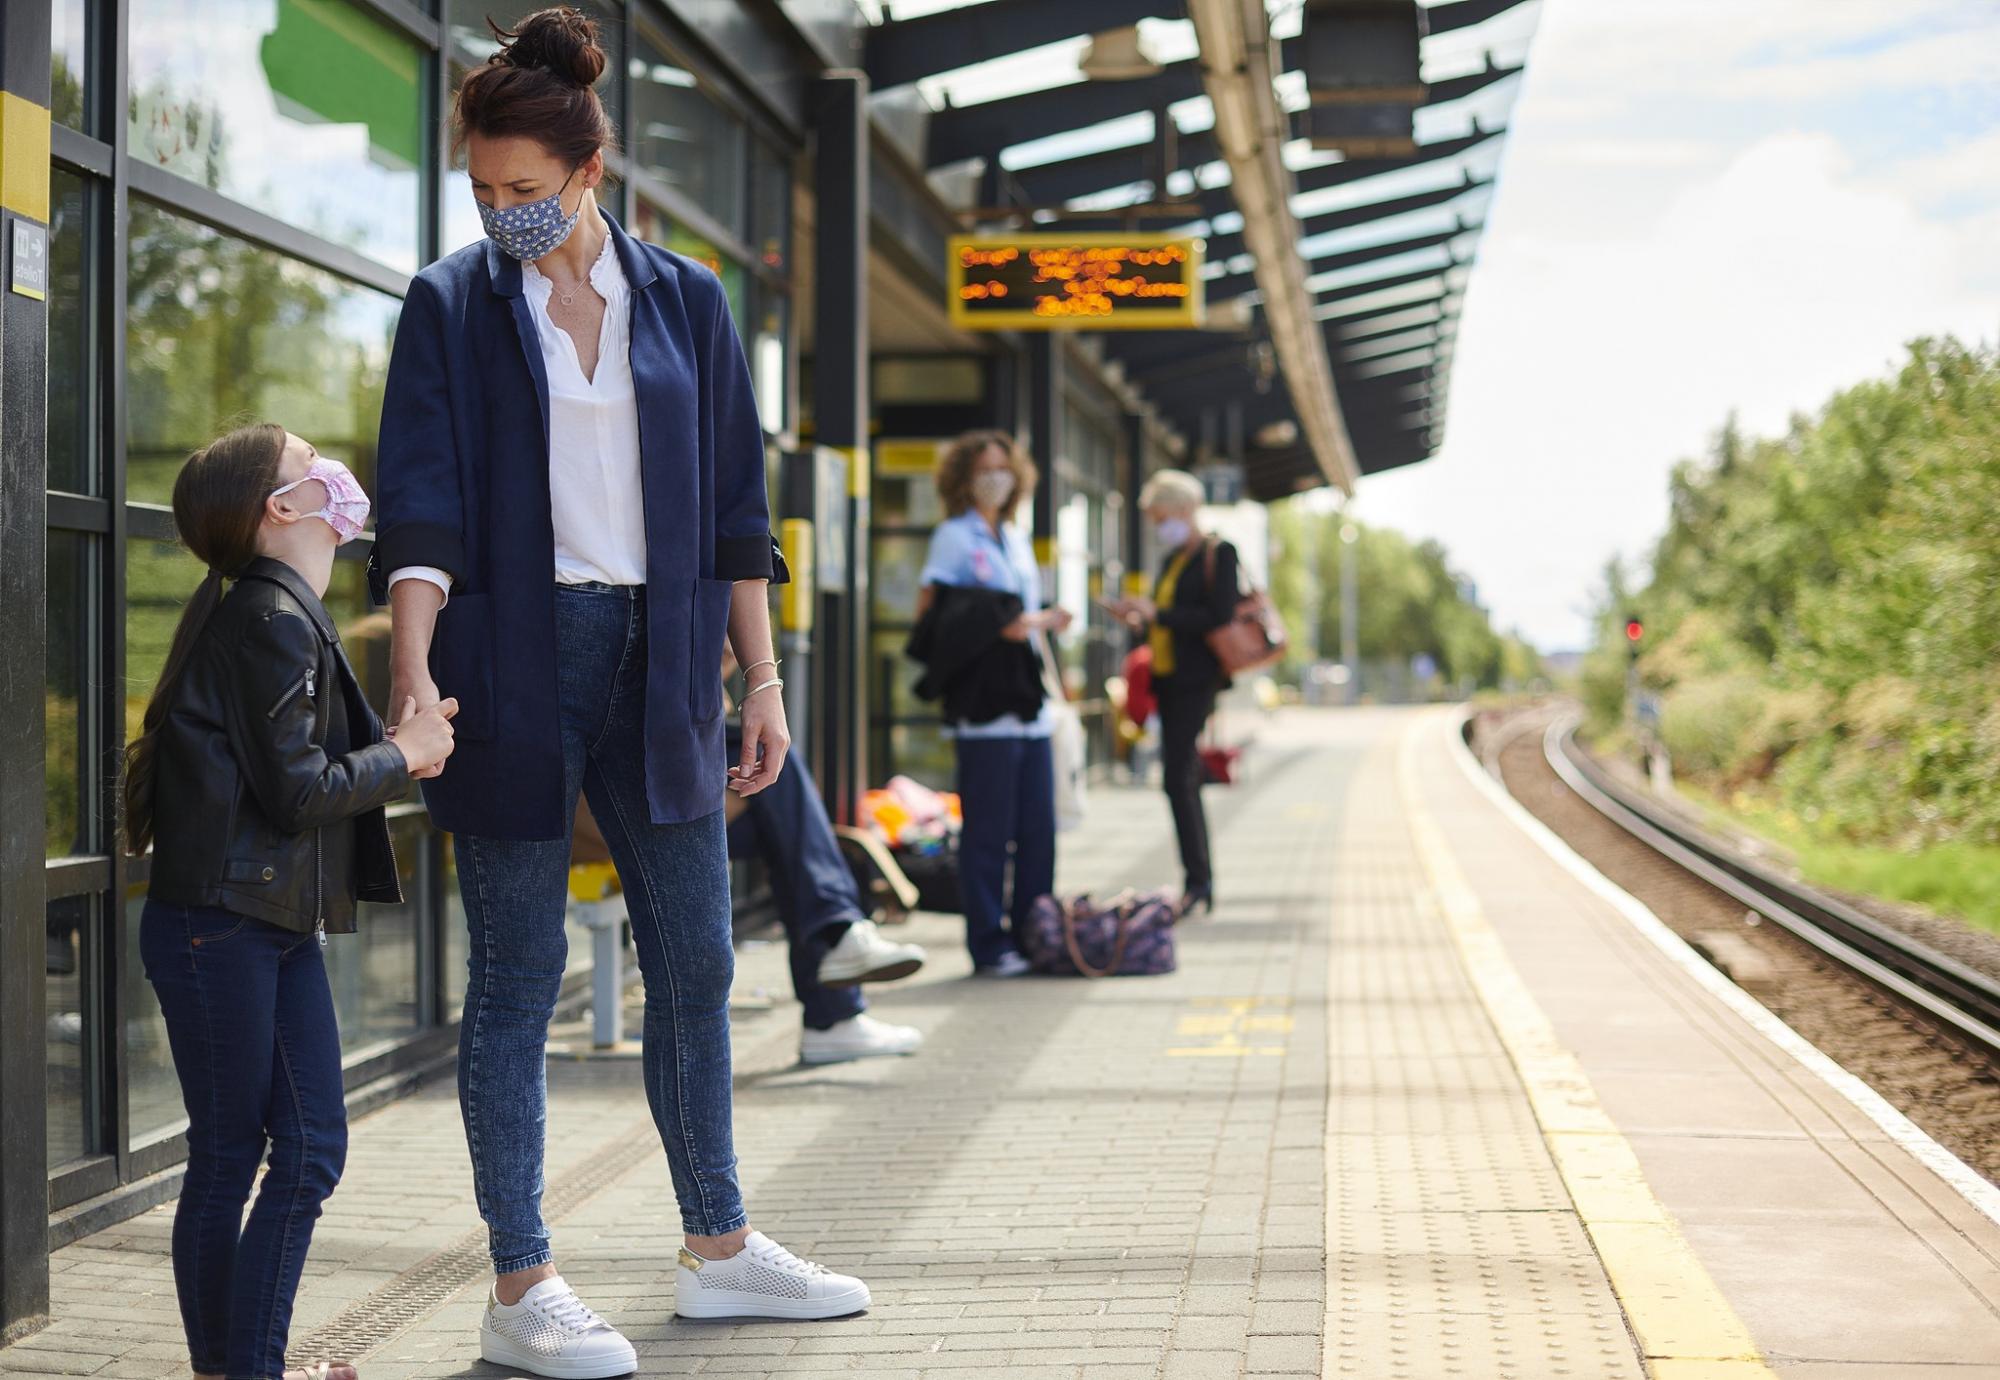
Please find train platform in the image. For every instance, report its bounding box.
[7,707,2000,1380]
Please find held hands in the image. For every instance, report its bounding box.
[389,695,458,778]
[729,677,791,797]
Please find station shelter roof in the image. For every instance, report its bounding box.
[858,0,1539,499]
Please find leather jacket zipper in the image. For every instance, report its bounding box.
[315,826,326,946]
[269,665,318,718]
[307,666,324,944]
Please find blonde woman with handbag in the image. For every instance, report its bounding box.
[1105,469,1238,917]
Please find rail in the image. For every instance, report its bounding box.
[1543,714,2000,1058]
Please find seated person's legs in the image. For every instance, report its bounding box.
[724,730,925,1051]
[726,799,864,1032]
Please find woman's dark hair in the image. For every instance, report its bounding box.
[453,7,617,167]
[936,429,1038,521]
[123,423,287,855]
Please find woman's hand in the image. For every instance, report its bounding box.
[730,682,791,797]
[1044,606,1075,634]
[1105,595,1155,627]
[391,668,440,721]
[1000,615,1032,642]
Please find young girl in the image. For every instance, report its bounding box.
[125,423,459,1380]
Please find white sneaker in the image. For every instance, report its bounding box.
[816,920,925,987]
[801,1014,924,1066]
[975,951,1032,978]
[479,1276,637,1379]
[675,1231,871,1320]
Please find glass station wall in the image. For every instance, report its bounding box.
[41,0,800,1208]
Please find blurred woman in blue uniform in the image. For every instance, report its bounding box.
[908,431,1071,976]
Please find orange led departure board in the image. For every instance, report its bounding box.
[947,234,1206,330]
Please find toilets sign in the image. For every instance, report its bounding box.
[947,233,1204,330]
[10,220,48,301]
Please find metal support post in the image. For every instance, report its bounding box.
[811,71,870,822]
[1340,518,1360,705]
[0,1,55,1340]
[1026,333,1059,564]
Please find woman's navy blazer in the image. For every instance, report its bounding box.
[369,213,785,841]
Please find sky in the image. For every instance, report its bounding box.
[1347,0,2000,650]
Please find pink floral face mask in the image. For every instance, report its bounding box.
[271,457,371,544]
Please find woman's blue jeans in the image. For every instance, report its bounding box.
[140,900,346,1380]
[456,583,744,1270]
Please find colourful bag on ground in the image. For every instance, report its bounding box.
[1022,892,1178,977]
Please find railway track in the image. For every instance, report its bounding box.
[1542,713,2000,1061]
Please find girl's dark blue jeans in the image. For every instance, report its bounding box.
[140,899,347,1380]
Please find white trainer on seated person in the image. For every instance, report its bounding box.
[817,918,926,987]
[676,1231,872,1319]
[480,1277,637,1380]
[801,1013,925,1065]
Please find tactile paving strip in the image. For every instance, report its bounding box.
[1323,735,1646,1379]
[284,1116,661,1367]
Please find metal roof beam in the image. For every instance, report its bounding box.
[1313,267,1466,314]
[1282,60,1518,142]
[1289,124,1503,198]
[1207,224,1472,301]
[1007,128,1221,205]
[1199,173,1485,262]
[927,62,1206,167]
[1339,326,1441,362]
[1188,0,1356,490]
[1426,0,1534,37]
[1334,300,1446,340]
[1009,122,1499,217]
[866,0,1184,91]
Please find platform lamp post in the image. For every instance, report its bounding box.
[1340,519,1360,705]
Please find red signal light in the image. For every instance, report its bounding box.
[1624,620,1644,643]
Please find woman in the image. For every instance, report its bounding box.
[1107,469,1236,916]
[909,431,1071,976]
[371,12,865,1377]
[130,425,457,1380]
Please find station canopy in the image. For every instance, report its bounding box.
[860,0,1539,499]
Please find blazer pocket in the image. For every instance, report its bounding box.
[690,577,733,723]
[428,591,497,741]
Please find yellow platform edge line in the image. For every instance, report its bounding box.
[1395,711,1779,1380]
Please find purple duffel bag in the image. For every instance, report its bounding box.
[1021,891,1179,977]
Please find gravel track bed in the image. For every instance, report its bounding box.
[1473,705,2000,1187]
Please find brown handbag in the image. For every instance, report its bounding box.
[1202,539,1288,675]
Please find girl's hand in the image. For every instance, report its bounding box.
[729,684,791,797]
[1000,615,1031,642]
[1044,606,1075,634]
[391,696,458,777]
[1118,596,1157,624]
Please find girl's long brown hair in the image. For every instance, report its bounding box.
[123,424,287,854]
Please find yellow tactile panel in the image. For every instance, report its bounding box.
[1324,727,1647,1379]
[1398,711,1779,1379]
[0,92,52,222]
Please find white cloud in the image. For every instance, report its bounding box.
[1347,0,2000,651]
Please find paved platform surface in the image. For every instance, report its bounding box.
[6,707,1999,1379]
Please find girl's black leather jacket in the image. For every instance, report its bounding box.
[145,557,407,934]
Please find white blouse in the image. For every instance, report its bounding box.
[388,231,647,601]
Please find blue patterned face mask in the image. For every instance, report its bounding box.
[477,166,582,261]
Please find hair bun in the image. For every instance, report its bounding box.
[497,7,606,89]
